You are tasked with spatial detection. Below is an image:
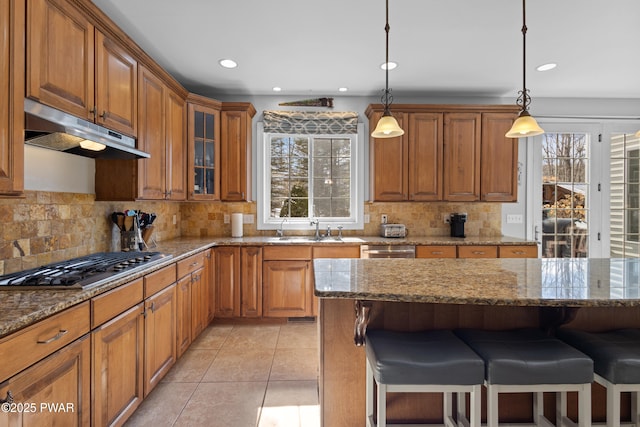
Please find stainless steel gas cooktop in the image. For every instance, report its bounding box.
[0,251,172,290]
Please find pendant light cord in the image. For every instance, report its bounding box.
[518,0,532,112]
[383,0,392,114]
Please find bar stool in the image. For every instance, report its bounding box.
[557,328,640,427]
[365,329,485,427]
[455,328,594,427]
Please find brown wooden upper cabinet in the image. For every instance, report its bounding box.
[27,0,137,137]
[0,0,24,196]
[95,66,186,201]
[187,94,222,201]
[221,103,256,201]
[366,104,519,202]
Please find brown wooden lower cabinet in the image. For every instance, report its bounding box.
[263,246,314,318]
[144,283,177,396]
[0,334,90,427]
[176,274,192,358]
[417,244,537,259]
[214,246,241,317]
[241,247,263,317]
[498,245,538,258]
[415,245,457,258]
[92,303,145,427]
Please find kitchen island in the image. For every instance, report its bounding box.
[314,257,640,426]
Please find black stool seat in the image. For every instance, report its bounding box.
[557,328,640,384]
[455,328,593,385]
[365,329,485,385]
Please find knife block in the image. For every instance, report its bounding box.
[142,226,155,248]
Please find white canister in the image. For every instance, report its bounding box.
[231,213,243,237]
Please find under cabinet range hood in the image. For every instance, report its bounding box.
[24,98,150,160]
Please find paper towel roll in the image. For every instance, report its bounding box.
[231,213,243,237]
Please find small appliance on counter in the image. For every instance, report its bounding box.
[449,213,467,238]
[380,223,407,238]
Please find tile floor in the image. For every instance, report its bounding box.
[124,320,320,427]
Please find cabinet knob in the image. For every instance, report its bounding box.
[98,111,107,119]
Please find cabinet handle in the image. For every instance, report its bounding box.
[431,251,443,255]
[98,111,107,119]
[37,329,68,344]
[513,250,525,255]
[150,302,155,313]
[472,251,485,255]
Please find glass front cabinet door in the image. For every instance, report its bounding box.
[188,98,221,200]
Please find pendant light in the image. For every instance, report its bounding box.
[635,130,640,137]
[505,0,544,138]
[371,0,404,139]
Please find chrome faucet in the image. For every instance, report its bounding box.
[326,225,331,238]
[276,217,288,237]
[310,218,321,240]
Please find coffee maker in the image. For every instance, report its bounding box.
[449,213,467,238]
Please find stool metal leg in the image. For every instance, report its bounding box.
[556,391,566,426]
[487,385,499,427]
[578,384,592,427]
[533,391,543,425]
[444,392,454,427]
[606,382,618,427]
[632,391,640,427]
[366,360,374,427]
[470,385,481,427]
[377,382,387,427]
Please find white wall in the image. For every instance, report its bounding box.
[24,145,95,194]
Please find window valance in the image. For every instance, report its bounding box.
[263,110,358,135]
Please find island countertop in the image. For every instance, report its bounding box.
[313,257,640,307]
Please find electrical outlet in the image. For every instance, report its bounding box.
[381,214,388,224]
[243,214,254,224]
[172,214,177,225]
[364,214,370,223]
[224,214,230,224]
[506,214,523,224]
[443,214,450,224]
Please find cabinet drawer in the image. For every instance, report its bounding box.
[499,245,538,258]
[144,263,177,297]
[0,301,90,381]
[313,246,360,259]
[416,245,457,258]
[92,279,143,328]
[263,245,312,261]
[457,245,498,258]
[177,252,205,278]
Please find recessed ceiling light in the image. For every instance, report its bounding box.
[338,87,348,92]
[536,63,557,72]
[219,59,238,69]
[380,61,397,71]
[272,87,282,92]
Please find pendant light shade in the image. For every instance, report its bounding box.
[505,0,544,138]
[635,130,640,137]
[505,111,544,138]
[371,112,404,138]
[371,0,404,139]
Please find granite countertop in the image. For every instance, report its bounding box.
[314,257,640,308]
[0,235,534,338]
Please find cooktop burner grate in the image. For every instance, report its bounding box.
[0,251,172,290]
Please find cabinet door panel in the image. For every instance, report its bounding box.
[241,247,263,317]
[92,304,144,426]
[444,113,481,201]
[214,247,241,317]
[263,260,312,317]
[370,112,407,201]
[190,268,206,338]
[188,102,220,200]
[481,113,518,202]
[166,89,187,200]
[137,66,166,199]
[176,275,192,358]
[95,31,137,136]
[409,113,443,201]
[27,0,94,119]
[0,0,24,196]
[457,245,498,258]
[0,335,90,427]
[145,284,176,396]
[221,110,248,201]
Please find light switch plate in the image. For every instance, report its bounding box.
[364,214,370,223]
[224,214,230,224]
[506,214,523,224]
[243,214,254,224]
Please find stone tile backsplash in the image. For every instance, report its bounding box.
[0,191,501,274]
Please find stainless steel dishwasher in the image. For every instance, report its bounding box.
[360,244,415,258]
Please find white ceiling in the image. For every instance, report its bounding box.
[92,0,640,100]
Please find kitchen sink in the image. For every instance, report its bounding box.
[268,236,365,244]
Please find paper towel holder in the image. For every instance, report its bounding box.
[231,213,243,237]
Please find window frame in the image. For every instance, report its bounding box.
[256,122,365,231]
